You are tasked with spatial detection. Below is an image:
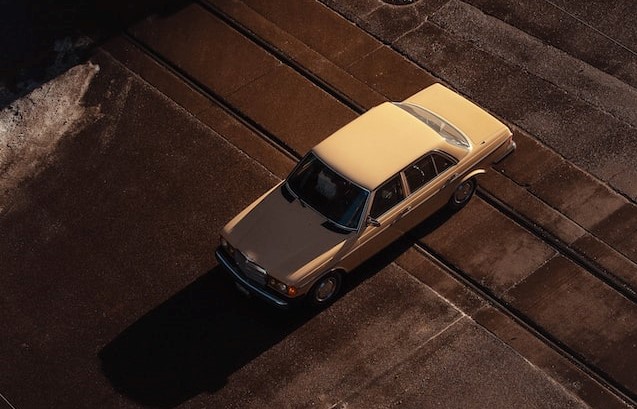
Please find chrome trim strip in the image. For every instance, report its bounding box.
[215,248,289,308]
[462,135,514,170]
[494,140,517,163]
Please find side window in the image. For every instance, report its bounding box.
[432,153,453,174]
[404,155,436,192]
[370,175,405,219]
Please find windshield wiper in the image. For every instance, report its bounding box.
[321,219,352,235]
[283,183,308,207]
[280,184,295,203]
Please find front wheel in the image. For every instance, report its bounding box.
[307,272,342,308]
[448,178,476,210]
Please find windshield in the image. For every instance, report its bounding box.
[286,153,369,230]
[396,102,470,148]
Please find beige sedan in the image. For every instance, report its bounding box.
[216,83,515,308]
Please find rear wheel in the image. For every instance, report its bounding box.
[307,271,342,307]
[448,178,476,209]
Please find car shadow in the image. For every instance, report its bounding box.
[99,268,317,408]
[99,207,457,408]
[345,205,457,290]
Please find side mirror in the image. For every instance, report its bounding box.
[366,216,381,227]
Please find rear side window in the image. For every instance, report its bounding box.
[404,156,436,191]
[432,153,453,174]
[404,153,455,192]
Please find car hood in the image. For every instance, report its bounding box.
[222,184,352,285]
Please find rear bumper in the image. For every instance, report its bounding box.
[215,247,291,309]
[494,139,516,163]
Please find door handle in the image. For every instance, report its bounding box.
[398,206,412,219]
[391,206,412,226]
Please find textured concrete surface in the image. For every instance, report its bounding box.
[0,50,594,408]
[0,53,276,408]
[419,198,556,294]
[505,256,637,394]
[129,2,634,404]
[2,0,636,408]
[329,0,637,200]
[342,318,588,409]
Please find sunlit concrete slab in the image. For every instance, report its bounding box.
[100,38,296,180]
[341,318,589,408]
[461,0,637,88]
[205,0,387,110]
[193,265,463,407]
[346,45,437,101]
[417,198,556,294]
[480,170,587,246]
[530,160,627,231]
[590,203,637,263]
[492,130,635,259]
[130,2,361,158]
[225,64,357,155]
[130,3,280,97]
[236,0,380,68]
[505,256,637,395]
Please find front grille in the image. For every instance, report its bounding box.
[234,251,267,285]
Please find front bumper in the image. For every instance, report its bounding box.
[215,247,291,309]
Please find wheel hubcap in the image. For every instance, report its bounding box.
[454,181,473,203]
[316,278,337,302]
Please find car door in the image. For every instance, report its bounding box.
[346,174,409,267]
[394,152,457,232]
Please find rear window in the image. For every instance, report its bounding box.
[395,102,470,149]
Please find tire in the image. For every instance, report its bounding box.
[307,271,342,307]
[448,178,476,210]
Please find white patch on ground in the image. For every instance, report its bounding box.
[98,76,133,147]
[0,62,100,211]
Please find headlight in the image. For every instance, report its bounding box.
[267,277,298,297]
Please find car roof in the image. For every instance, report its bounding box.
[312,102,462,190]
